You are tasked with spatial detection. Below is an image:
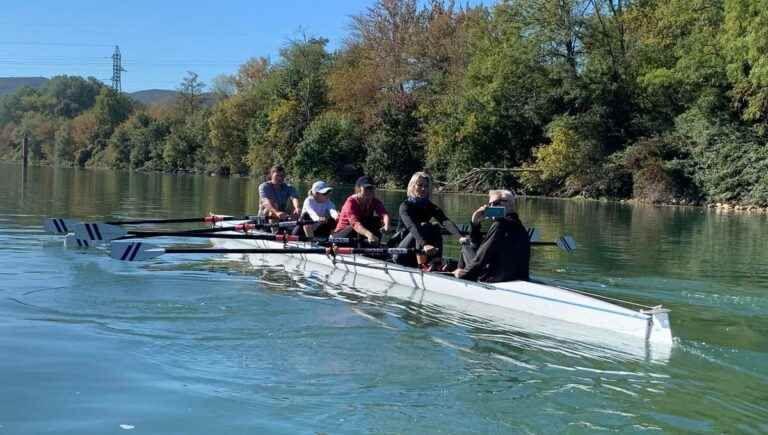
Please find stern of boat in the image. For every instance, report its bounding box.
[644,306,673,345]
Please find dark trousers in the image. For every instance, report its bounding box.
[394,223,443,267]
[332,216,383,246]
[458,244,477,269]
[292,211,336,238]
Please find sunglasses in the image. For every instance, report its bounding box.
[488,199,507,207]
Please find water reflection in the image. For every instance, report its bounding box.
[4,162,768,432]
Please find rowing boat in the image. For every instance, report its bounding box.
[51,214,674,357]
[209,222,673,348]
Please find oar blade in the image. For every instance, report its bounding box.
[555,235,576,253]
[110,241,164,262]
[64,234,94,249]
[527,227,541,242]
[73,222,127,243]
[43,218,78,234]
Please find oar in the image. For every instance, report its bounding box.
[47,214,254,228]
[110,241,412,262]
[531,235,576,253]
[70,221,279,243]
[43,218,80,235]
[122,232,352,244]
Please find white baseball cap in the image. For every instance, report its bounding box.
[311,180,333,194]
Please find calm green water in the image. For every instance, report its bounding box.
[1,163,767,434]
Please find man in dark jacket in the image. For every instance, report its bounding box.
[454,190,530,283]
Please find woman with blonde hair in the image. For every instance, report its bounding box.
[394,171,465,270]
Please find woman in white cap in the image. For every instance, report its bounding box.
[294,180,339,238]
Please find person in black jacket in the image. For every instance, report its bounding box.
[394,172,464,270]
[453,190,530,283]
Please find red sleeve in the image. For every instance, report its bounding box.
[347,198,362,227]
[374,198,388,218]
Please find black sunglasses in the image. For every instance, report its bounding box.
[488,199,507,206]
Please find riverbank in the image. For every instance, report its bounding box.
[9,159,768,214]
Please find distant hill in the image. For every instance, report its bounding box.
[0,77,48,95]
[1,77,216,107]
[127,89,179,106]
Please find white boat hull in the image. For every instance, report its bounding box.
[210,228,673,351]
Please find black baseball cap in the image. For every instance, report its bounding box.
[355,175,375,188]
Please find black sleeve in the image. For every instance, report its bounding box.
[470,221,483,245]
[398,202,425,247]
[430,202,449,224]
[462,222,503,282]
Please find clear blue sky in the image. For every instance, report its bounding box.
[3,0,486,92]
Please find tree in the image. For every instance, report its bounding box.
[164,109,210,171]
[425,4,552,180]
[264,36,331,166]
[293,112,363,181]
[365,94,425,186]
[92,87,133,134]
[211,74,236,99]
[722,0,768,129]
[54,122,75,165]
[351,0,421,94]
[209,90,266,175]
[177,71,206,115]
[15,112,58,162]
[39,75,103,118]
[233,57,271,93]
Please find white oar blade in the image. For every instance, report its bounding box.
[43,218,78,234]
[527,227,541,242]
[64,234,94,249]
[556,235,576,253]
[110,241,164,262]
[73,222,127,243]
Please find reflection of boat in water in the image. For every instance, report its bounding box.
[212,228,673,363]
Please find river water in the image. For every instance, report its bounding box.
[1,163,766,434]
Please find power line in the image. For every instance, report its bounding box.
[0,41,114,47]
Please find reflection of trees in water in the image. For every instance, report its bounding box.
[18,164,768,309]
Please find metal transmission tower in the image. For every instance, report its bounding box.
[111,45,126,92]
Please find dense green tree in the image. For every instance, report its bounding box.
[54,122,75,165]
[92,88,133,135]
[722,0,768,129]
[365,94,425,186]
[264,36,331,165]
[293,112,363,181]
[38,75,103,118]
[164,109,210,171]
[425,3,552,179]
[209,90,266,175]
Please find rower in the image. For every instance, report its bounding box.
[332,175,392,245]
[392,171,463,271]
[293,180,339,238]
[258,165,301,224]
[453,190,530,283]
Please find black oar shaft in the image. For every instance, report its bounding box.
[125,226,245,238]
[165,248,328,255]
[104,216,248,225]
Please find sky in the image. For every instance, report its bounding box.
[0,0,434,93]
